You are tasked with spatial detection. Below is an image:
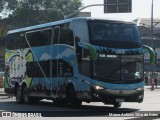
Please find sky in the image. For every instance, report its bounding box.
[81,0,160,20]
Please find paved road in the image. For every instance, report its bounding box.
[0,86,160,120]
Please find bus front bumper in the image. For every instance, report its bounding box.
[93,88,144,103]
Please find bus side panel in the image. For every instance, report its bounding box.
[25,46,51,97]
[5,49,30,95]
[71,20,93,101]
[51,44,78,98]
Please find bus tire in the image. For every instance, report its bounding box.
[23,86,31,104]
[67,86,82,108]
[16,86,23,104]
[29,98,40,104]
[53,99,67,105]
[113,102,122,108]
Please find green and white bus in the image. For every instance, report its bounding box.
[4,17,155,108]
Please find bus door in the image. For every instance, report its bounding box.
[51,26,60,98]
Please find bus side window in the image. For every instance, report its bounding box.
[6,34,20,50]
[26,29,52,47]
[78,47,91,77]
[16,33,27,49]
[53,27,60,44]
[60,23,74,46]
[6,37,15,50]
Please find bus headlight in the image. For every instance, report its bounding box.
[95,85,104,90]
[136,87,144,91]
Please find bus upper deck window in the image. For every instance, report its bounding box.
[93,24,106,40]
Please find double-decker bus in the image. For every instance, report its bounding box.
[4,17,155,108]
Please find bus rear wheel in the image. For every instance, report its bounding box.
[16,86,23,104]
[67,86,82,108]
[23,86,31,104]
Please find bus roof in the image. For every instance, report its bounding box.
[8,17,135,34]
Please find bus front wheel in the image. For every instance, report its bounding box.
[113,102,122,108]
[67,86,82,107]
[16,86,23,104]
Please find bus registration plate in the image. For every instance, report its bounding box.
[116,98,125,102]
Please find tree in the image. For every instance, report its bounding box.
[0,0,82,29]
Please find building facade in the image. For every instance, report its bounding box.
[135,18,160,76]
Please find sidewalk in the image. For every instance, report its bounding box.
[0,88,8,96]
[144,85,160,91]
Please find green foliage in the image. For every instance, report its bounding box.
[0,0,5,12]
[1,0,82,29]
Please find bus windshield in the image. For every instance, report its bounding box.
[89,20,141,48]
[93,54,143,83]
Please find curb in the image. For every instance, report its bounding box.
[0,93,8,96]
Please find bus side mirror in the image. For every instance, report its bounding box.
[143,45,156,64]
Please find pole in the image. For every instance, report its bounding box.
[150,0,154,78]
[151,0,153,42]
